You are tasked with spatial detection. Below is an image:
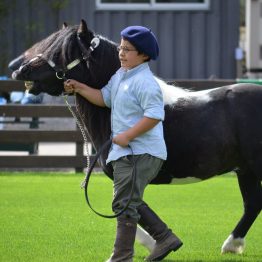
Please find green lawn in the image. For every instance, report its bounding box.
[0,172,261,262]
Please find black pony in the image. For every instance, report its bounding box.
[10,20,261,255]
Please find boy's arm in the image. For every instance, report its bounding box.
[113,116,160,147]
[64,79,106,107]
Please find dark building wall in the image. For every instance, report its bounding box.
[0,0,240,79]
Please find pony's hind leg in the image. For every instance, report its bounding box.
[135,226,156,252]
[221,168,261,254]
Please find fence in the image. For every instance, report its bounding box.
[0,80,95,172]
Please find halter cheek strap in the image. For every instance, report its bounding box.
[77,36,100,61]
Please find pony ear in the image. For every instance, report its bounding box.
[78,19,94,40]
[62,22,68,29]
[78,19,88,35]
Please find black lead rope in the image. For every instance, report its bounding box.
[82,139,137,218]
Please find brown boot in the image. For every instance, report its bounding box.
[137,203,183,261]
[106,216,137,262]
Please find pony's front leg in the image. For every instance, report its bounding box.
[135,226,156,252]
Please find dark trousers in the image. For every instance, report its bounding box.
[112,154,163,221]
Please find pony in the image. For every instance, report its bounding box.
[10,20,261,255]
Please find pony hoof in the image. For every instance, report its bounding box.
[221,234,245,254]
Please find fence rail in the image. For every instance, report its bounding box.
[0,104,74,117]
[0,155,88,169]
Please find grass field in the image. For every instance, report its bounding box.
[0,172,261,262]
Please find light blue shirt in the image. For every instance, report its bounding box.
[101,62,167,164]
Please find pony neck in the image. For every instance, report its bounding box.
[72,35,119,151]
[76,95,111,151]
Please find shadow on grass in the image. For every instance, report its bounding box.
[0,171,105,177]
[136,256,261,262]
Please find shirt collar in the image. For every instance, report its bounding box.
[120,62,149,79]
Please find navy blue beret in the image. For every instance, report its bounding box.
[121,26,159,60]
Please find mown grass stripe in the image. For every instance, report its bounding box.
[0,172,261,261]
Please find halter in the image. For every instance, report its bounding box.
[35,36,100,81]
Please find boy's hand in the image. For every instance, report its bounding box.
[113,133,130,147]
[64,79,78,93]
[112,117,160,147]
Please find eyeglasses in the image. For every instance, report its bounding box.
[117,46,137,54]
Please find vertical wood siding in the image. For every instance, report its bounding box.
[0,0,239,80]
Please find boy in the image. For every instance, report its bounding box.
[64,26,182,262]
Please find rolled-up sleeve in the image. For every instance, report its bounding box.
[101,79,112,108]
[137,80,165,121]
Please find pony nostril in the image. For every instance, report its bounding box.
[20,64,28,73]
[11,70,19,80]
[18,63,32,79]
